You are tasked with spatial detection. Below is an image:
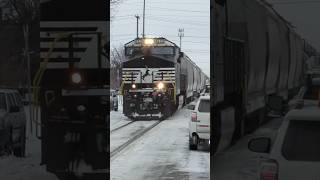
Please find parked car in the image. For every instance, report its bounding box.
[200,84,210,96]
[188,95,210,150]
[0,89,26,157]
[110,90,118,111]
[248,107,320,180]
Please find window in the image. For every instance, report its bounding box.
[7,93,16,107]
[14,93,22,107]
[0,93,6,111]
[150,47,174,55]
[198,99,210,112]
[304,86,320,100]
[125,46,175,56]
[125,47,142,56]
[282,120,320,161]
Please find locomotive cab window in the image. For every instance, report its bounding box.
[150,47,175,55]
[125,46,175,56]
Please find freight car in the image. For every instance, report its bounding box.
[121,37,208,119]
[212,0,306,153]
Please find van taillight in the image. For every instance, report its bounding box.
[260,159,278,180]
[191,112,197,122]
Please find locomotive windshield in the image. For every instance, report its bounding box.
[125,46,175,56]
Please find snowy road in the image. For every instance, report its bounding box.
[0,106,59,180]
[110,106,210,180]
[212,116,283,180]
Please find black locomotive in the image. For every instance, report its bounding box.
[121,37,208,119]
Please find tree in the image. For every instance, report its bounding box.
[110,46,126,89]
[2,0,38,133]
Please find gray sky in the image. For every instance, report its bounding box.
[267,0,320,51]
[111,0,210,76]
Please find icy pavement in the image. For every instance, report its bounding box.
[111,120,158,153]
[212,117,283,180]
[0,106,58,180]
[110,107,210,180]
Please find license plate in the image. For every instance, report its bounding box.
[143,98,153,102]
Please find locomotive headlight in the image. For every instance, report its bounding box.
[157,82,164,90]
[71,72,82,84]
[144,38,154,45]
[77,105,86,112]
[132,84,137,89]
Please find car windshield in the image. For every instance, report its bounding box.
[205,87,210,93]
[198,99,210,112]
[303,86,319,100]
[282,120,320,161]
[0,93,6,111]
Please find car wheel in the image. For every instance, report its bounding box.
[189,135,198,150]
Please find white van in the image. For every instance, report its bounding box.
[0,89,26,157]
[188,95,210,150]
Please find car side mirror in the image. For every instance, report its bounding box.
[9,106,20,113]
[248,137,271,153]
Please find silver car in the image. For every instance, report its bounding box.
[0,89,26,157]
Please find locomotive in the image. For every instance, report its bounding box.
[212,0,311,153]
[38,0,109,179]
[121,37,208,119]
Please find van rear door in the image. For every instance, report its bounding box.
[196,98,210,133]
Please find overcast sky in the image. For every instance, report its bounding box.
[267,0,320,51]
[111,0,210,76]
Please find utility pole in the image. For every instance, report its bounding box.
[178,28,184,50]
[135,14,140,38]
[143,0,146,38]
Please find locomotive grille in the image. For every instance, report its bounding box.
[122,68,176,84]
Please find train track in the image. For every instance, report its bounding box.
[110,121,136,133]
[110,120,162,160]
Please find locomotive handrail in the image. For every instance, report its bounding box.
[31,32,72,137]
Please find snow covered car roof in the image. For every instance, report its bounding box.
[0,89,19,93]
[199,95,210,100]
[285,108,320,121]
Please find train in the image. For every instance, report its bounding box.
[212,0,312,153]
[121,37,209,119]
[38,0,109,179]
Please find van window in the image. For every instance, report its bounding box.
[282,120,320,161]
[14,93,23,107]
[198,99,210,112]
[7,94,16,107]
[0,93,6,111]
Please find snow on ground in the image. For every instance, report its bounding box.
[110,95,133,131]
[212,117,283,180]
[110,107,210,180]
[111,120,158,153]
[0,106,58,180]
